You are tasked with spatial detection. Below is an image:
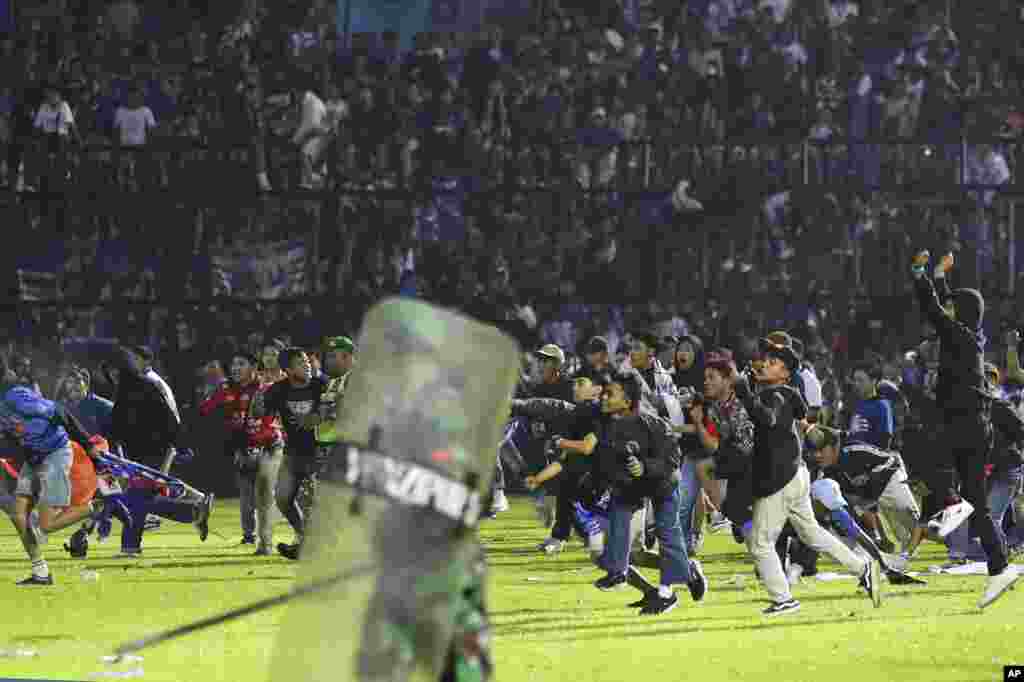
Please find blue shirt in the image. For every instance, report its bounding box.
[65,394,114,438]
[0,386,71,460]
[848,397,894,449]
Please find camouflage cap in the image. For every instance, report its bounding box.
[324,336,356,354]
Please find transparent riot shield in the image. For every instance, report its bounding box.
[270,298,520,682]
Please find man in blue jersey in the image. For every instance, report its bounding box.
[0,355,99,585]
[847,363,895,450]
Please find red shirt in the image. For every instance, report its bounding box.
[200,381,284,449]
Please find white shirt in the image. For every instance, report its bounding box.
[114,105,157,146]
[800,366,824,408]
[827,1,859,27]
[34,101,75,136]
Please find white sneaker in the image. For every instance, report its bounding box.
[928,501,974,540]
[587,531,605,556]
[490,490,509,514]
[978,565,1020,609]
[538,538,566,555]
[709,512,732,534]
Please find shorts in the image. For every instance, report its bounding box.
[15,444,74,507]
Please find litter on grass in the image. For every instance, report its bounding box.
[929,561,988,575]
[91,667,144,678]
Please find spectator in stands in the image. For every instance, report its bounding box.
[113,84,157,190]
[346,83,394,181]
[107,0,141,51]
[34,81,78,156]
[291,80,332,190]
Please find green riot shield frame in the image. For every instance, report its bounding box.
[270,298,521,682]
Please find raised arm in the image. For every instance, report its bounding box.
[509,397,580,422]
[734,378,792,429]
[911,251,956,336]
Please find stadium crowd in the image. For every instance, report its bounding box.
[3,5,1024,681]
[2,0,1024,313]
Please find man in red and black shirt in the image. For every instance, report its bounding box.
[201,351,284,555]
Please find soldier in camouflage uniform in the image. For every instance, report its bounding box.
[271,300,513,682]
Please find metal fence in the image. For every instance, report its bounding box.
[2,134,1019,309]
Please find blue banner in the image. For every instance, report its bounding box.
[341,0,432,51]
[0,0,12,34]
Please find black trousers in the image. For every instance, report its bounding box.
[550,472,585,542]
[927,412,1008,576]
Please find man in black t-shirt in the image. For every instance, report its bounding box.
[251,347,326,560]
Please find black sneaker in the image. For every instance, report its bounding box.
[688,559,708,602]
[763,599,800,617]
[64,528,89,559]
[17,574,54,586]
[277,542,301,561]
[639,592,679,615]
[860,560,882,608]
[241,535,256,545]
[144,515,162,531]
[594,574,627,591]
[626,591,657,608]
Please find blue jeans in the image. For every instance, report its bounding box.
[604,485,692,586]
[946,467,1022,561]
[677,458,699,542]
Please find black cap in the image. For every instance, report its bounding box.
[758,337,800,373]
[585,336,609,354]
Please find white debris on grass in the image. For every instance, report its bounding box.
[91,668,144,678]
[0,647,38,657]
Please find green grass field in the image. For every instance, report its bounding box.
[0,498,1019,682]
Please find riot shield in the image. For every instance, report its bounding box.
[270,298,520,682]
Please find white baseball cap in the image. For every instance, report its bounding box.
[535,344,566,366]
